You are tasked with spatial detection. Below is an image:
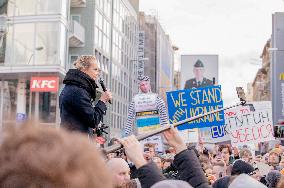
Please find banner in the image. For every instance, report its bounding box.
[166,85,224,130]
[199,125,230,143]
[179,129,199,143]
[227,101,274,147]
[140,135,163,153]
[134,93,160,134]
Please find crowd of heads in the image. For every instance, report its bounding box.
[195,142,284,188]
[1,122,284,188]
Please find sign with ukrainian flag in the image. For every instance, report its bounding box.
[134,93,161,134]
[166,85,225,130]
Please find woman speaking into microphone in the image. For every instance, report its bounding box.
[59,55,112,134]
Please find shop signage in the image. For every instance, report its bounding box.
[30,77,59,92]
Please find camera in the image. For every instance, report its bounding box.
[274,125,284,139]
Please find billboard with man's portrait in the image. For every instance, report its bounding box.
[181,55,219,90]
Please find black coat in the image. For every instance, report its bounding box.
[59,69,106,133]
[173,149,211,188]
[136,149,211,188]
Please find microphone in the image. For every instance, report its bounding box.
[99,78,112,104]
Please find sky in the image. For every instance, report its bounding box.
[139,0,284,105]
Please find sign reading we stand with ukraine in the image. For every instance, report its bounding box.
[166,85,225,130]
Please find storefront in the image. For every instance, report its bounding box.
[0,75,63,129]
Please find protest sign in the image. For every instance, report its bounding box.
[134,93,161,134]
[179,129,199,143]
[134,93,164,152]
[199,125,231,143]
[226,101,274,147]
[166,85,224,130]
[140,135,163,153]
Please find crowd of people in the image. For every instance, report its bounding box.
[106,133,284,188]
[0,122,284,188]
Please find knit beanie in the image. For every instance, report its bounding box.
[231,159,254,175]
[265,170,281,188]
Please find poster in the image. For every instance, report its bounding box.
[134,93,160,134]
[166,85,224,130]
[181,55,218,90]
[179,129,199,143]
[227,101,275,146]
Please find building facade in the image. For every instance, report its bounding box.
[70,0,139,137]
[172,45,180,90]
[251,39,271,102]
[0,0,139,137]
[138,12,174,101]
[0,0,70,129]
[271,12,284,125]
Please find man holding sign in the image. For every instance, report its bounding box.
[124,76,168,136]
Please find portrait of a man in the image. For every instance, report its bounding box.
[184,59,214,89]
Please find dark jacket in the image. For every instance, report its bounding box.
[136,149,211,188]
[184,77,213,89]
[137,161,166,188]
[173,149,211,188]
[59,69,106,133]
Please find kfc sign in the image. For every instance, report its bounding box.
[30,77,59,92]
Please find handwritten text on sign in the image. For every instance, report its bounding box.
[227,101,274,146]
[166,86,224,130]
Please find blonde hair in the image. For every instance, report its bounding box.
[0,122,112,188]
[73,55,97,70]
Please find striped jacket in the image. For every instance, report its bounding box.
[124,96,169,136]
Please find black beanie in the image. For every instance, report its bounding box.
[231,160,254,175]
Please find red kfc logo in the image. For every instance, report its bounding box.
[30,77,59,92]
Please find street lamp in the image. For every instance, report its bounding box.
[27,46,44,64]
[0,15,7,48]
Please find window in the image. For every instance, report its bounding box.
[8,0,65,17]
[69,55,79,69]
[5,22,67,66]
[71,15,81,23]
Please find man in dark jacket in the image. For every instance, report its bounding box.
[184,59,213,89]
[59,55,112,134]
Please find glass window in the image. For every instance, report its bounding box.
[39,92,56,123]
[13,23,35,65]
[8,0,64,16]
[71,15,81,23]
[37,0,61,15]
[5,22,66,66]
[35,23,59,65]
[69,55,78,69]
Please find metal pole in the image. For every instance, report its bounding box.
[0,80,4,133]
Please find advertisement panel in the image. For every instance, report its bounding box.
[181,55,218,90]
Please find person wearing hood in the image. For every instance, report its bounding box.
[59,55,112,134]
